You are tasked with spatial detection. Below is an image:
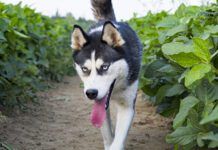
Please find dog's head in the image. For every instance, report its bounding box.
[71,21,128,103]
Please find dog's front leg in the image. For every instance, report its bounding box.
[109,80,138,150]
[101,108,114,150]
[109,103,135,150]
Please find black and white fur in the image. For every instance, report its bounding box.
[71,0,142,149]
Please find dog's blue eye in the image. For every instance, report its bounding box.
[82,66,89,73]
[101,64,109,71]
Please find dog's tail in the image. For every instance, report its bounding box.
[91,0,116,21]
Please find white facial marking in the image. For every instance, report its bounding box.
[89,24,120,34]
[95,58,104,69]
[83,59,92,70]
[75,63,83,76]
[89,26,103,34]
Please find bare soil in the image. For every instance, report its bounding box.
[0,76,172,150]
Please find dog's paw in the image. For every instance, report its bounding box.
[109,143,124,150]
[104,145,110,150]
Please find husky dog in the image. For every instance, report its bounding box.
[71,0,142,149]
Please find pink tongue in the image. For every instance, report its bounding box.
[90,96,107,128]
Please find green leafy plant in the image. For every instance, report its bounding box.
[129,3,218,149]
[0,142,14,150]
[0,3,92,109]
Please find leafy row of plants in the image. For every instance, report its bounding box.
[129,3,218,149]
[0,3,92,109]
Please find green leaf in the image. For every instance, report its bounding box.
[157,15,179,28]
[173,36,190,43]
[157,100,180,117]
[0,142,14,150]
[188,109,204,131]
[153,84,185,104]
[37,59,49,68]
[200,105,218,124]
[197,132,213,147]
[166,24,188,37]
[166,126,199,145]
[0,18,10,32]
[144,59,167,78]
[173,96,199,129]
[140,82,158,96]
[175,4,186,17]
[209,141,218,148]
[185,63,211,87]
[3,62,16,79]
[165,84,185,97]
[195,80,218,102]
[156,84,172,104]
[162,42,201,67]
[193,37,211,63]
[162,42,193,55]
[205,25,218,34]
[182,141,197,150]
[199,132,218,148]
[26,65,39,75]
[168,53,202,68]
[202,103,215,122]
[0,32,6,41]
[157,64,181,76]
[13,30,30,39]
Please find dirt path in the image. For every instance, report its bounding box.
[0,76,172,150]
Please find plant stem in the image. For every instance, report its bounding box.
[211,50,218,59]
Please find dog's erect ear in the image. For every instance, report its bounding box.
[101,21,125,47]
[71,25,88,50]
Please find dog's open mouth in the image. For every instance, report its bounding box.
[90,79,116,128]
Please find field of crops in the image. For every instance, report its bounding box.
[0,2,92,109]
[129,3,218,149]
[0,1,218,150]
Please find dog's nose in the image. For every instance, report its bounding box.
[86,89,98,99]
